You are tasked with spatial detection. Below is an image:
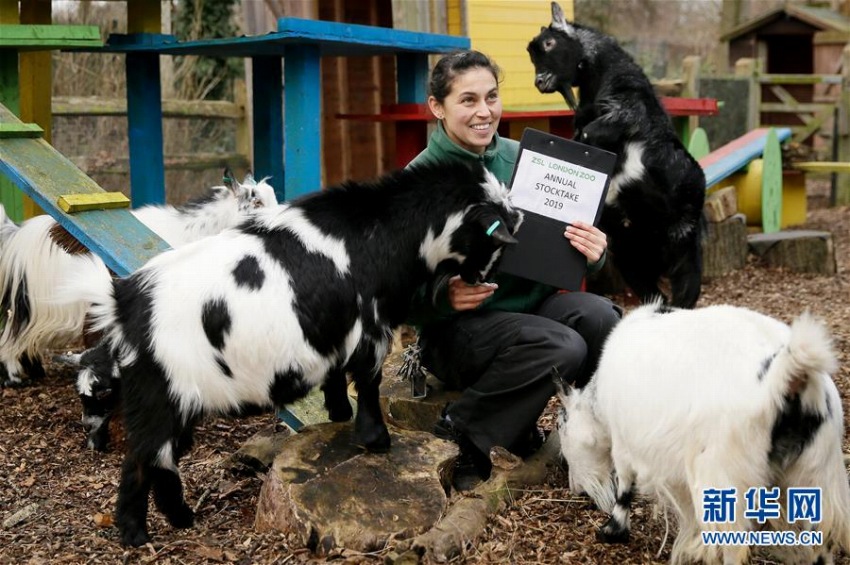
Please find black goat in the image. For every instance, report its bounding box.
[527,1,706,308]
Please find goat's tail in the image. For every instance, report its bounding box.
[764,312,850,552]
[763,311,837,406]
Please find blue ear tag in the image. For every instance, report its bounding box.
[486,220,501,236]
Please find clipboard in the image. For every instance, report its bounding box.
[498,128,617,290]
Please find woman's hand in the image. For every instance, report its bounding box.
[564,221,607,263]
[447,275,497,311]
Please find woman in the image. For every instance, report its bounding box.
[407,50,622,491]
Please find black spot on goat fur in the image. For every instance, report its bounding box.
[757,352,778,381]
[201,298,231,352]
[768,393,825,470]
[269,369,314,406]
[3,274,31,337]
[215,356,233,378]
[242,223,359,358]
[232,255,265,290]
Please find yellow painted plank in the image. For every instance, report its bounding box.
[57,192,131,213]
[792,161,850,173]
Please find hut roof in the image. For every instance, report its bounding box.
[720,5,850,42]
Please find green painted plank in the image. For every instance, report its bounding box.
[688,127,710,160]
[0,122,43,138]
[0,103,169,275]
[761,128,783,234]
[0,24,102,49]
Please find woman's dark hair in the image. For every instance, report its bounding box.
[428,50,502,103]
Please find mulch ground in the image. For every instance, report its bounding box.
[1,186,849,564]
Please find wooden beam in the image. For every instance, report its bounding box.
[0,24,102,48]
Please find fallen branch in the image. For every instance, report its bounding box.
[2,502,39,529]
[390,433,562,563]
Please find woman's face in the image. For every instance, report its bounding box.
[429,67,502,155]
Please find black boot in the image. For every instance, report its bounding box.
[434,412,492,491]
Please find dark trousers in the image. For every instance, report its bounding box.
[420,292,622,456]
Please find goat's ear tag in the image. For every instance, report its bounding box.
[487,219,518,245]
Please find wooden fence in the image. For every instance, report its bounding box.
[51,80,251,175]
[732,47,850,204]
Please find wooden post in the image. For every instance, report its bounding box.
[0,0,22,221]
[837,44,850,205]
[18,0,49,219]
[233,78,251,176]
[735,57,762,132]
[682,55,701,135]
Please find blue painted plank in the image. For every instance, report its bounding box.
[0,104,169,276]
[700,127,792,188]
[252,56,284,201]
[126,52,165,206]
[283,44,321,200]
[82,19,468,58]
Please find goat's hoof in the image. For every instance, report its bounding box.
[357,428,391,453]
[326,404,353,422]
[120,527,151,547]
[166,505,194,529]
[597,518,630,544]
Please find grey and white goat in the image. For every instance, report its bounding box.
[557,302,850,565]
[0,172,276,387]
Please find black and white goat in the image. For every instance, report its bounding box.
[557,302,850,565]
[527,2,706,308]
[62,160,522,547]
[0,172,276,387]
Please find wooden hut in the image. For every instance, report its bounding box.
[721,5,850,130]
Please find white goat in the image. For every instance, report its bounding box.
[557,302,850,565]
[0,172,276,386]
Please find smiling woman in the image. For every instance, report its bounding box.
[404,49,622,494]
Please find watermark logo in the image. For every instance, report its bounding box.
[700,487,823,547]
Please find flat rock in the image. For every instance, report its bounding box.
[748,230,836,275]
[254,422,456,555]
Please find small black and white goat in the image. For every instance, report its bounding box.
[527,2,706,308]
[557,302,850,565]
[0,172,276,387]
[62,160,522,547]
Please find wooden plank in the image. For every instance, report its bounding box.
[0,103,170,276]
[52,96,244,119]
[792,161,850,174]
[0,123,43,138]
[58,192,130,213]
[699,127,792,188]
[0,24,102,49]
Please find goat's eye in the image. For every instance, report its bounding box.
[544,38,556,51]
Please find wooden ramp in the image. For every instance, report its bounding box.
[0,102,168,276]
[0,102,321,430]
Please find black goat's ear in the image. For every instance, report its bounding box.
[482,217,517,245]
[222,167,238,196]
